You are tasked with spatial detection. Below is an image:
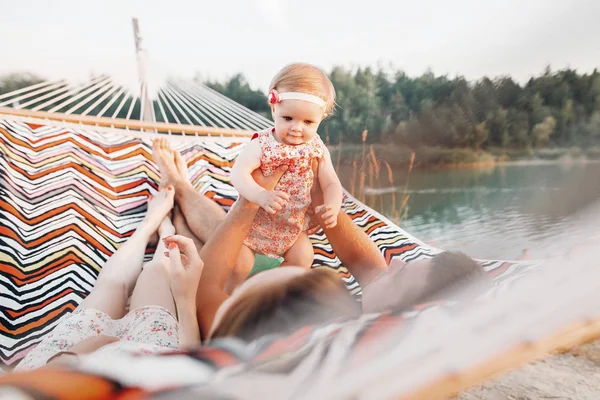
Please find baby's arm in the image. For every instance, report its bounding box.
[231,139,289,214]
[315,148,343,228]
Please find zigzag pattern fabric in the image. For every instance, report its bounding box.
[0,119,531,368]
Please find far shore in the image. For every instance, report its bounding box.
[328,143,600,170]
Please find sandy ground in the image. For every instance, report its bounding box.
[457,339,600,400]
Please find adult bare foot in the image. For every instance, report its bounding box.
[152,137,183,189]
[137,187,175,240]
[174,151,189,181]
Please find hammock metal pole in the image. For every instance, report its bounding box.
[139,81,147,122]
[132,18,155,122]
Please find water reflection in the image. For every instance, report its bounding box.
[337,162,600,260]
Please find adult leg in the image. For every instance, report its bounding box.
[281,233,314,268]
[311,185,387,287]
[173,205,254,294]
[153,138,226,243]
[153,138,255,281]
[128,216,177,317]
[172,205,205,253]
[78,187,175,319]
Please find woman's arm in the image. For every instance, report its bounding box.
[163,235,204,347]
[316,148,344,228]
[230,140,289,213]
[175,300,200,347]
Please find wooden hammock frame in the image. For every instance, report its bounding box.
[0,107,255,137]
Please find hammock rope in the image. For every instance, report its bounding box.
[0,76,272,133]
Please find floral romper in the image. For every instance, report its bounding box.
[243,128,325,257]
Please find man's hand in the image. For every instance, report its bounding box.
[315,204,340,228]
[309,159,340,228]
[257,189,289,214]
[247,165,290,213]
[251,165,288,191]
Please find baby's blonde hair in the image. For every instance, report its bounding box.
[269,63,336,116]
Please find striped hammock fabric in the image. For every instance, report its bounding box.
[0,118,534,369]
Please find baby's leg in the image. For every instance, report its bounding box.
[224,245,255,294]
[281,233,314,269]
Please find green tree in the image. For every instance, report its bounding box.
[0,72,45,96]
[532,116,556,148]
[201,74,269,116]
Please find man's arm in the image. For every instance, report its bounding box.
[196,165,288,338]
[311,162,387,287]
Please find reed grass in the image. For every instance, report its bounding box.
[335,130,415,223]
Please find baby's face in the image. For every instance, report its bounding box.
[271,98,324,146]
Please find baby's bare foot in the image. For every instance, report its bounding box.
[153,138,182,189]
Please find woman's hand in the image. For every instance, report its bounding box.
[163,235,204,302]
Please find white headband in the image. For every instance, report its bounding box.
[268,89,326,109]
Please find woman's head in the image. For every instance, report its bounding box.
[268,63,336,146]
[210,267,359,343]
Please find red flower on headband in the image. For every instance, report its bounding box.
[268,89,279,105]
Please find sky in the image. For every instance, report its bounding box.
[1,0,599,93]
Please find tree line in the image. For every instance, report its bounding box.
[203,67,600,150]
[2,66,599,150]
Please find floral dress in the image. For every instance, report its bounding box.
[15,306,179,371]
[243,128,325,257]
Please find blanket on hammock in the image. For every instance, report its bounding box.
[0,119,540,393]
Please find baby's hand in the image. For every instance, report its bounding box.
[258,190,289,214]
[315,203,340,228]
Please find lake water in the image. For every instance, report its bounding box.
[337,161,600,260]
